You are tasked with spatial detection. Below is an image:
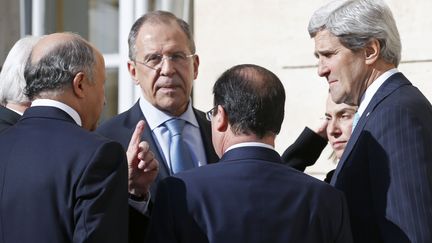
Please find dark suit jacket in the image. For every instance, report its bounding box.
[96,100,219,243]
[0,105,21,133]
[0,106,128,243]
[147,146,353,243]
[331,73,432,242]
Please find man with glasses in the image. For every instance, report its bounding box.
[96,10,218,243]
[147,64,353,243]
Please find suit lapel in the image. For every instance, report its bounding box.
[128,102,171,178]
[331,73,411,185]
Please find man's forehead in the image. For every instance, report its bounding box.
[136,24,190,53]
[314,30,340,46]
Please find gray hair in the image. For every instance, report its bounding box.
[0,36,40,106]
[308,0,401,67]
[128,10,196,61]
[24,33,96,100]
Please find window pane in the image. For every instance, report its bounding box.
[89,0,119,53]
[99,68,119,123]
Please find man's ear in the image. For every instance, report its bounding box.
[127,60,140,85]
[193,54,199,80]
[365,39,380,65]
[72,72,86,98]
[215,105,228,132]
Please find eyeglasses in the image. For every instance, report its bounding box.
[206,106,217,121]
[134,53,195,70]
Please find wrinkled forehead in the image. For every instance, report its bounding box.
[136,22,191,53]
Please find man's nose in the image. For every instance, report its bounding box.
[317,59,330,77]
[159,57,176,76]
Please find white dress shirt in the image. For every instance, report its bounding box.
[357,68,399,117]
[225,142,275,153]
[31,99,82,126]
[139,96,207,172]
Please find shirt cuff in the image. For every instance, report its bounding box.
[128,192,151,214]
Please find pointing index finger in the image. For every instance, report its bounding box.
[128,120,145,149]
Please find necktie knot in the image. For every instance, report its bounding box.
[165,119,185,137]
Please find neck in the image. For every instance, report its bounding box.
[221,133,275,154]
[356,60,396,105]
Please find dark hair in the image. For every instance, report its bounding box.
[24,33,95,100]
[213,64,285,138]
[128,10,196,61]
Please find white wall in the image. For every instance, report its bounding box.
[193,0,432,179]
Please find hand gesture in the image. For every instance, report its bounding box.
[126,120,159,199]
[315,118,329,140]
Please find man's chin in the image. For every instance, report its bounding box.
[329,92,345,104]
[155,101,188,117]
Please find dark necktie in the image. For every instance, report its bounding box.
[165,118,194,174]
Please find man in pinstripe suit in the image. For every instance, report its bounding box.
[309,0,432,242]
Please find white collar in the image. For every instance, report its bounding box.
[357,68,399,117]
[225,142,274,153]
[31,99,82,126]
[138,96,199,129]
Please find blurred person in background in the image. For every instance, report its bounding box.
[0,35,40,132]
[282,94,357,182]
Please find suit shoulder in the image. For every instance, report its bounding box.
[97,108,134,131]
[193,108,207,120]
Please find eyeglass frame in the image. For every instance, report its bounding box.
[133,53,195,71]
[206,106,218,121]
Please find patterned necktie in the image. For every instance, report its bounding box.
[352,112,360,132]
[165,118,194,174]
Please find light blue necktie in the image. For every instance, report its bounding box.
[165,118,194,174]
[352,112,360,132]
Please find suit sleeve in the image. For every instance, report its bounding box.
[146,178,177,243]
[334,192,354,243]
[281,127,328,171]
[73,141,129,243]
[368,106,432,241]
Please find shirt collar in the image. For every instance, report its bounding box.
[225,142,274,153]
[138,95,199,130]
[357,68,399,116]
[31,99,82,126]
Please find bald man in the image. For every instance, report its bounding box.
[0,33,128,243]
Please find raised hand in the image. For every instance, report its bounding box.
[126,120,159,199]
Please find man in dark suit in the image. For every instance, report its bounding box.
[147,64,353,243]
[0,32,129,242]
[309,0,432,242]
[0,36,40,132]
[96,11,218,242]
